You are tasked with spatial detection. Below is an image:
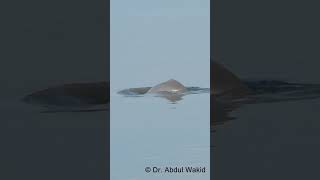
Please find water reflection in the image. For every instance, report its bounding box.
[118,86,210,103]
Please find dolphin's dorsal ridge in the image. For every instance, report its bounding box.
[168,79,177,82]
[147,79,186,93]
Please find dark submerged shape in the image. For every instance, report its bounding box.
[210,61,320,127]
[23,82,109,110]
[211,61,251,98]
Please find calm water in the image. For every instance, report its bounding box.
[111,87,210,180]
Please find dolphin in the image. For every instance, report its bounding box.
[23,61,248,109]
[117,79,188,96]
[21,61,320,126]
[147,79,187,93]
[117,79,196,103]
[124,62,251,97]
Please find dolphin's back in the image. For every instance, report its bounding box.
[147,79,186,93]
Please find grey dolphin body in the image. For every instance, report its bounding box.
[117,79,188,95]
[117,79,190,103]
[147,79,187,94]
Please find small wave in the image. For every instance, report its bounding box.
[118,86,210,103]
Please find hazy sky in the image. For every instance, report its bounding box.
[111,0,210,90]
